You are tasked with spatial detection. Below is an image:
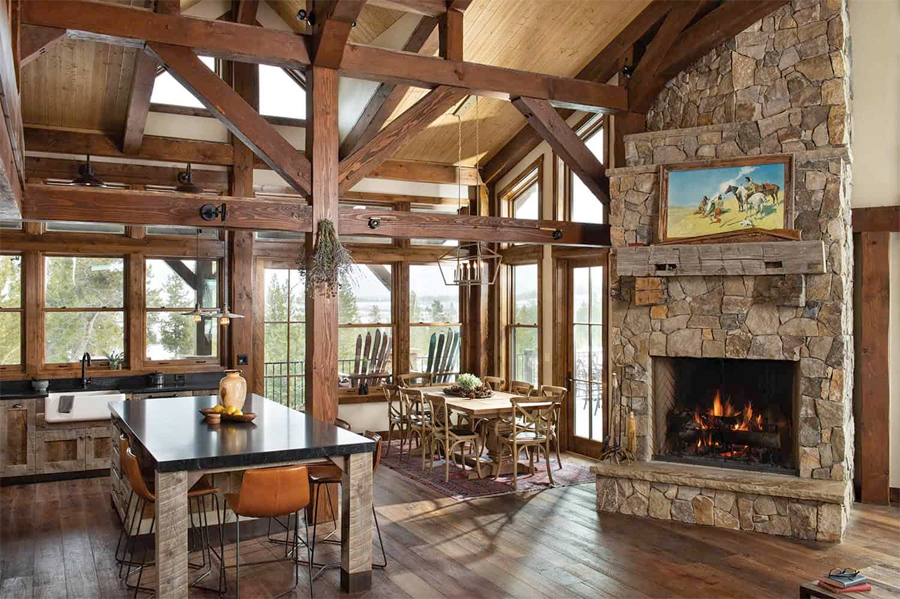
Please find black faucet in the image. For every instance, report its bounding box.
[81,352,92,388]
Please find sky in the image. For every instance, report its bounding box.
[667,163,786,207]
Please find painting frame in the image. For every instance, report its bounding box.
[657,154,794,243]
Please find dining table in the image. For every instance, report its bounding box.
[420,386,554,477]
[108,393,376,599]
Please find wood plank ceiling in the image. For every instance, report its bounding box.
[19,0,649,165]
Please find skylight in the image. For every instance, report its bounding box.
[150,56,216,108]
[260,65,306,120]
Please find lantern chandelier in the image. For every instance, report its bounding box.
[438,96,501,287]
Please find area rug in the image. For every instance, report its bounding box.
[379,439,595,500]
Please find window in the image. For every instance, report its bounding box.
[571,265,605,441]
[409,264,460,380]
[508,263,539,386]
[0,255,22,367]
[45,221,125,234]
[501,160,541,221]
[569,116,605,224]
[260,65,306,119]
[145,258,219,361]
[151,56,216,107]
[146,226,218,238]
[339,265,393,388]
[44,256,125,364]
[263,267,305,410]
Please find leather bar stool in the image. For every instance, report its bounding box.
[221,465,314,599]
[119,446,222,598]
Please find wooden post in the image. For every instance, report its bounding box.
[340,451,373,593]
[858,231,891,504]
[154,469,189,599]
[304,65,340,425]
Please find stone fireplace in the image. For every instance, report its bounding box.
[592,0,854,542]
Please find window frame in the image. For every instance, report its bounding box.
[504,259,541,388]
[499,156,543,221]
[259,259,307,411]
[563,114,608,223]
[408,262,463,379]
[143,256,223,367]
[41,253,126,369]
[0,253,24,373]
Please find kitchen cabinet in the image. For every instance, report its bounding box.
[84,426,114,470]
[0,399,36,476]
[34,429,85,474]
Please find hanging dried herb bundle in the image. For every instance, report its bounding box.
[297,219,354,297]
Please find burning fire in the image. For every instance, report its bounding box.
[693,390,764,432]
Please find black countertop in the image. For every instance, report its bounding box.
[1,375,221,401]
[109,394,376,472]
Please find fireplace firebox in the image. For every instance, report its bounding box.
[652,358,798,475]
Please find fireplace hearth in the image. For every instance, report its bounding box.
[653,358,798,475]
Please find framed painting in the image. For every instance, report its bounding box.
[657,155,794,243]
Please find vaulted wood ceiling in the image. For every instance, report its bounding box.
[20,0,649,166]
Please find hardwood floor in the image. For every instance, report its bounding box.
[1,459,898,598]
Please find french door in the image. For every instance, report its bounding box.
[566,258,608,457]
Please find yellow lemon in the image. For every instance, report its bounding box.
[234,410,243,416]
[226,405,237,416]
[213,404,225,413]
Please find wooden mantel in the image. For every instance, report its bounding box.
[615,241,827,277]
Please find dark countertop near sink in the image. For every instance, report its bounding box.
[0,373,224,401]
[110,394,376,472]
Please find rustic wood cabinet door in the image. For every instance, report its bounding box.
[35,429,85,473]
[84,426,113,470]
[0,400,36,477]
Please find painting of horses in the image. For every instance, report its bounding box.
[658,156,793,242]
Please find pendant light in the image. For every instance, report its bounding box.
[207,232,243,326]
[67,155,107,187]
[175,163,204,194]
[438,96,501,287]
[180,228,211,322]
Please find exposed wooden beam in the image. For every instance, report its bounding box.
[145,42,311,196]
[19,24,65,67]
[121,0,181,155]
[340,208,610,246]
[0,0,24,219]
[853,206,900,233]
[512,96,609,205]
[24,127,481,185]
[629,2,704,113]
[24,155,229,189]
[308,0,367,68]
[858,231,891,505]
[438,8,463,61]
[23,184,313,232]
[233,0,260,25]
[339,86,466,193]
[367,0,446,17]
[26,183,609,246]
[481,0,672,182]
[657,0,791,81]
[20,0,628,112]
[339,15,439,158]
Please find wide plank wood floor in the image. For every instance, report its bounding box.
[1,458,898,598]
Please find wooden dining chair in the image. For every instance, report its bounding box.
[508,380,534,396]
[382,383,406,456]
[399,387,431,469]
[426,394,482,482]
[397,372,433,387]
[483,376,506,392]
[537,385,568,468]
[493,398,555,489]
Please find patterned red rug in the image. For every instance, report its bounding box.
[379,439,596,500]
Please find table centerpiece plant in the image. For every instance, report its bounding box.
[444,373,493,399]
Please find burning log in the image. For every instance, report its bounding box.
[720,429,781,450]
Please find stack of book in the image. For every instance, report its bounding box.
[818,571,871,594]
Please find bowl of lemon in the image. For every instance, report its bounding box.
[200,402,256,423]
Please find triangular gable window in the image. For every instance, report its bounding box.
[151,56,216,107]
[260,65,306,120]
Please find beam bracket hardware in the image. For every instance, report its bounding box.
[367,217,381,230]
[200,203,228,223]
[296,9,314,26]
[552,229,563,240]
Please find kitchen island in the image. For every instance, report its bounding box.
[109,393,376,598]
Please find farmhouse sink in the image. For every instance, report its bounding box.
[44,390,125,423]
